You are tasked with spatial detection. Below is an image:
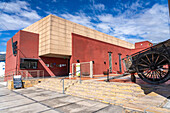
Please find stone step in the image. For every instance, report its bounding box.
[66,88,144,98]
[68,84,144,93]
[66,89,143,101]
[79,82,143,91]
[82,81,141,87]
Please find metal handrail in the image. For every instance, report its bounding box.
[3,70,44,81]
[60,70,81,94]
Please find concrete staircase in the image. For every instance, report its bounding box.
[35,78,78,93]
[66,81,145,104]
[35,78,170,113]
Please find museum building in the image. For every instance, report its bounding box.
[5,14,153,79]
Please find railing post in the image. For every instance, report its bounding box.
[26,71,28,80]
[43,71,44,79]
[80,70,81,84]
[37,70,39,78]
[106,69,110,82]
[63,79,65,94]
[90,61,93,78]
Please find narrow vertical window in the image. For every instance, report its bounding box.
[108,52,112,73]
[118,53,122,73]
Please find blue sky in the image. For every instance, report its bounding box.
[0,0,169,53]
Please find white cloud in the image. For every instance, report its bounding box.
[36,6,41,10]
[0,1,41,31]
[0,52,6,54]
[60,3,169,44]
[96,4,169,43]
[60,12,95,29]
[93,4,105,11]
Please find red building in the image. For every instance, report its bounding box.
[5,15,152,80]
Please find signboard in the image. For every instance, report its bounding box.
[13,75,22,89]
[76,63,80,77]
[0,61,5,77]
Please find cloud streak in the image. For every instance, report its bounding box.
[0,0,41,31]
[60,2,169,43]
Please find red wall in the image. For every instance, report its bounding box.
[131,41,153,54]
[71,33,132,75]
[5,31,20,75]
[6,30,152,78]
[5,30,69,80]
[39,56,69,76]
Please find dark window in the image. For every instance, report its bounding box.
[20,59,38,69]
[108,52,112,73]
[118,54,122,73]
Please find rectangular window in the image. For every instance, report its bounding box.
[20,59,38,69]
[108,52,112,73]
[119,54,122,73]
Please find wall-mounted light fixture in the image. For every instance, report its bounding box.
[104,61,106,64]
[92,61,94,64]
[77,60,80,63]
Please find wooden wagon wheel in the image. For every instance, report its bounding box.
[136,51,170,84]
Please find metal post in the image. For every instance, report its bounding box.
[106,69,110,82]
[80,70,81,84]
[90,61,93,78]
[62,79,65,94]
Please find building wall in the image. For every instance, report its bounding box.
[131,41,153,54]
[5,30,68,79]
[5,31,20,75]
[71,33,132,75]
[22,16,51,56]
[40,56,69,76]
[23,14,135,57]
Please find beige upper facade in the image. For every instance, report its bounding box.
[23,14,135,57]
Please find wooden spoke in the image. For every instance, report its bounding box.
[153,71,156,80]
[139,68,149,71]
[138,63,149,67]
[146,54,151,63]
[155,55,159,64]
[150,71,153,79]
[155,70,162,79]
[144,70,151,77]
[152,53,154,62]
[141,58,150,65]
[157,58,167,65]
[143,69,150,74]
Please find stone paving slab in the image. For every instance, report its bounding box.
[95,105,124,113]
[163,98,170,109]
[41,96,73,108]
[41,109,61,113]
[56,103,90,113]
[0,103,50,113]
[56,99,109,113]
[14,87,45,94]
[23,90,67,101]
[41,95,85,108]
[0,88,15,96]
[0,94,26,103]
[0,98,34,110]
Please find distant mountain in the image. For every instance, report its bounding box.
[0,54,6,61]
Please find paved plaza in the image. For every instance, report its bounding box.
[0,84,126,113]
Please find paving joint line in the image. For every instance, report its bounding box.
[0,102,35,111]
[92,105,111,113]
[12,90,64,113]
